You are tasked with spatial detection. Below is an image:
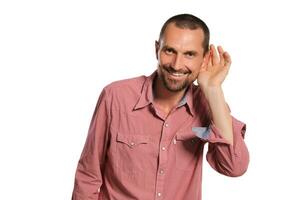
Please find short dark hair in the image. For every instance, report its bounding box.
[159,14,210,54]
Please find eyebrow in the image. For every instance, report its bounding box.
[162,45,199,56]
[162,45,177,53]
[184,50,198,55]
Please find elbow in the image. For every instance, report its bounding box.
[225,161,249,177]
[214,158,249,177]
[209,147,250,177]
[220,151,250,177]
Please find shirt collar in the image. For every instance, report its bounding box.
[133,71,156,110]
[178,84,195,116]
[133,70,195,116]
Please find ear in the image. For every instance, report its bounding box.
[204,51,210,62]
[200,51,210,70]
[155,40,160,60]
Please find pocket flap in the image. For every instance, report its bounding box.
[176,131,197,141]
[176,126,210,141]
[117,133,149,147]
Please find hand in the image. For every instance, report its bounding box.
[197,44,231,89]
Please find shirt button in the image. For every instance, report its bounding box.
[130,142,135,146]
[161,147,166,151]
[160,169,164,174]
[157,192,162,197]
[165,123,169,127]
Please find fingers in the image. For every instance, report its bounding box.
[210,44,219,65]
[223,51,231,68]
[210,44,231,68]
[217,46,225,66]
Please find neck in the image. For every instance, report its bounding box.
[153,75,187,115]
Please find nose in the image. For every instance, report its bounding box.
[172,54,184,70]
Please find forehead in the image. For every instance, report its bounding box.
[161,23,205,53]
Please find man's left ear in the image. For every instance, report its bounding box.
[200,51,210,68]
[155,40,159,59]
[204,51,210,62]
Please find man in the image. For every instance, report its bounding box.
[72,14,249,200]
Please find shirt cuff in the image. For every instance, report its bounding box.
[193,122,231,145]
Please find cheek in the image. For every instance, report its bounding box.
[190,58,204,70]
[187,61,201,73]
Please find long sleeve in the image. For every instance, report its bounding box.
[205,116,249,177]
[72,88,111,200]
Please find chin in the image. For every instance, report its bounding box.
[164,79,189,92]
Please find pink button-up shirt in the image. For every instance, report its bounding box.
[72,71,249,200]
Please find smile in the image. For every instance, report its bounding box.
[169,72,187,77]
[167,71,189,81]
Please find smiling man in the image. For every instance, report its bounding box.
[72,14,249,200]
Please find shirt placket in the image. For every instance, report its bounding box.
[155,120,170,199]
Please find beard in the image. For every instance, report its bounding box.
[159,64,192,92]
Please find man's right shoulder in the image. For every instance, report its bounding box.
[102,75,148,97]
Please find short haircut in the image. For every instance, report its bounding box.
[159,14,210,54]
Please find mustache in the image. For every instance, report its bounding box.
[161,64,191,74]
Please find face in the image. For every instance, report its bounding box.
[156,23,206,92]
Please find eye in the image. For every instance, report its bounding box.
[164,48,174,55]
[185,52,196,58]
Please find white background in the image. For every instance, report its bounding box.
[1,0,300,199]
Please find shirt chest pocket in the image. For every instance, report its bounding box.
[117,133,149,148]
[115,133,150,172]
[175,131,203,171]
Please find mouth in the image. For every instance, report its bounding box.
[164,67,189,79]
[168,71,188,78]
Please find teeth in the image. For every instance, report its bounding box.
[171,72,185,77]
